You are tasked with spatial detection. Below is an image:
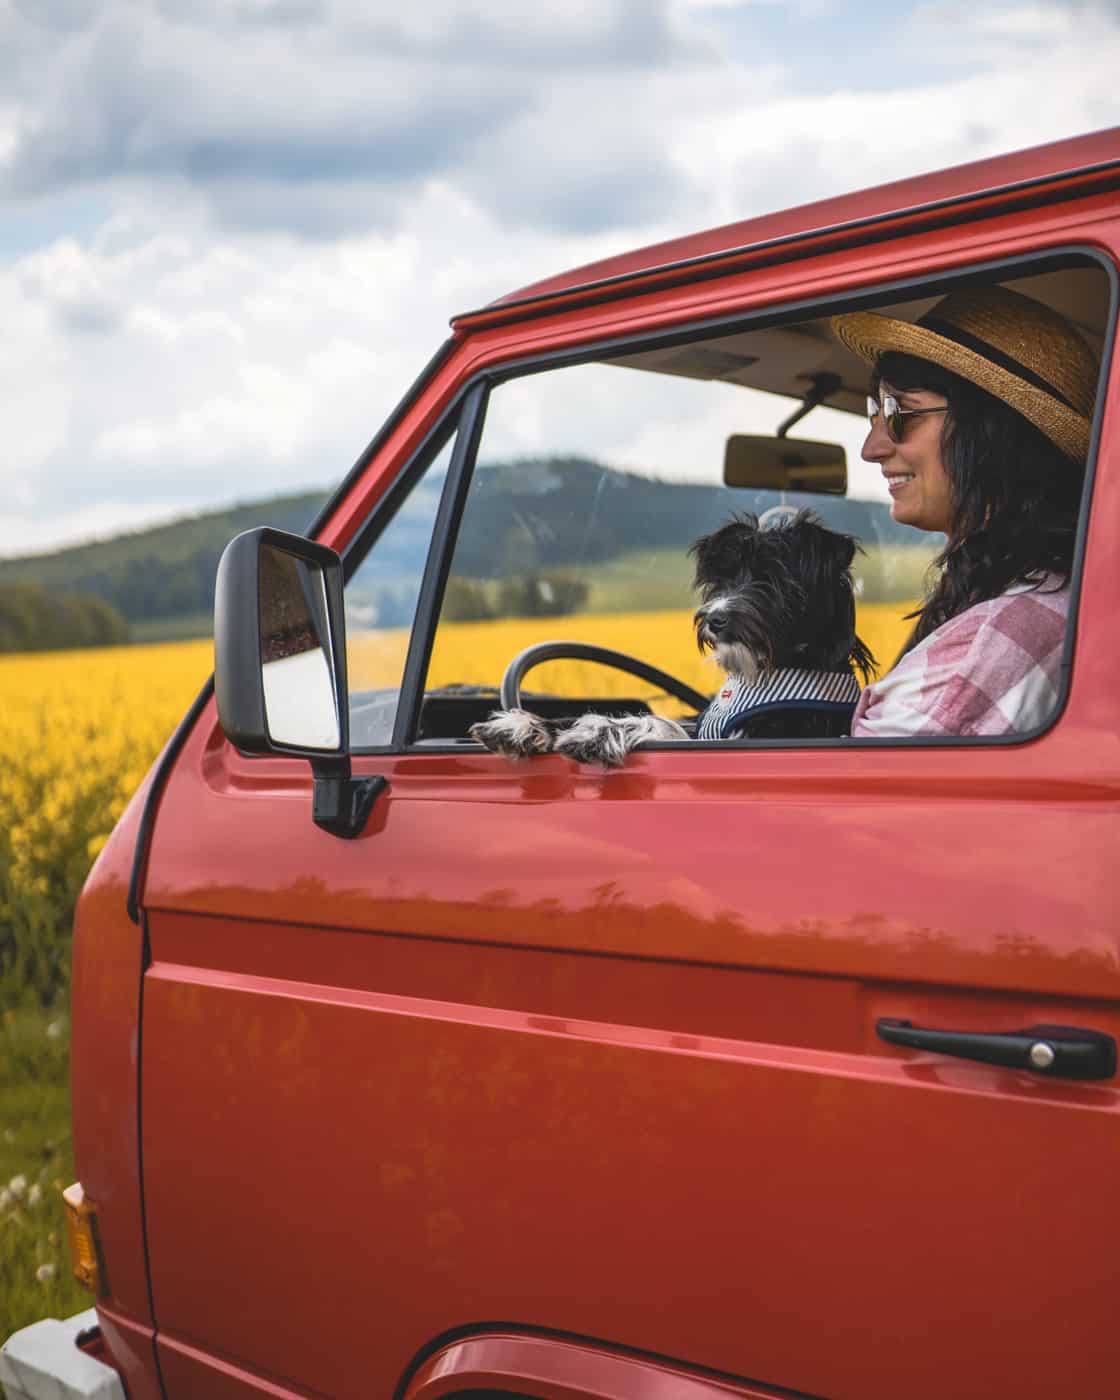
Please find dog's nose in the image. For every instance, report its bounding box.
[704,612,726,635]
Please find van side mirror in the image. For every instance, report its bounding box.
[214,527,385,838]
[724,434,847,495]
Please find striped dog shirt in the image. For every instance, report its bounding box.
[696,666,862,740]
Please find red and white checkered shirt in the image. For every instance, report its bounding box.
[851,578,1070,738]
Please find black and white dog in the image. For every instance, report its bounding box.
[470,510,876,767]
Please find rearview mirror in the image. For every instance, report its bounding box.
[724,435,847,495]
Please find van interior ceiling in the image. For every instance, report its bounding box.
[608,264,1109,418]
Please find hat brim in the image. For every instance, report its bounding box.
[831,310,1090,461]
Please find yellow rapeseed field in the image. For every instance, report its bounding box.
[0,639,212,1002]
[1,600,913,1001]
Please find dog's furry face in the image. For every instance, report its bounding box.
[691,510,875,682]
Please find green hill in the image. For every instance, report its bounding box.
[0,490,329,642]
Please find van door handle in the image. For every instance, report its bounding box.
[875,1019,1117,1080]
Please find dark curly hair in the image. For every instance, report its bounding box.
[874,351,1086,649]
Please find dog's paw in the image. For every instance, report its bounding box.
[553,713,688,768]
[553,714,626,766]
[469,708,555,759]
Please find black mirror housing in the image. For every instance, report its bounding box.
[214,527,350,757]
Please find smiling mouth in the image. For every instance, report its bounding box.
[886,473,915,493]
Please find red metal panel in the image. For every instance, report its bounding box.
[139,956,1119,1399]
[70,779,153,1324]
[152,726,1120,1001]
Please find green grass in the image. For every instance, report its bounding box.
[0,1008,90,1342]
[583,549,696,612]
[854,544,938,604]
[527,542,934,614]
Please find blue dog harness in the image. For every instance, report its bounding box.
[696,666,862,739]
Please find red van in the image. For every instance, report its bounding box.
[4,128,1118,1400]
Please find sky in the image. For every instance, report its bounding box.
[2,0,1118,556]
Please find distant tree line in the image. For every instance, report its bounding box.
[62,544,226,622]
[0,583,129,652]
[443,573,589,620]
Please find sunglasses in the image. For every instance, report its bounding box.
[867,392,948,444]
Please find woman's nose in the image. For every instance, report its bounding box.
[861,416,892,463]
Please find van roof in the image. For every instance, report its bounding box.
[456,128,1118,327]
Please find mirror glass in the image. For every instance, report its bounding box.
[724,434,847,494]
[258,545,341,750]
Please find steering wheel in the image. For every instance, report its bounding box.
[499,641,711,713]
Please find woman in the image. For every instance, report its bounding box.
[831,285,1099,737]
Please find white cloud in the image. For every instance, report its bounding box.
[0,179,651,551]
[0,0,707,237]
[970,4,1076,35]
[674,0,822,9]
[669,21,1120,227]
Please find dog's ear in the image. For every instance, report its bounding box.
[690,513,760,591]
[785,510,858,573]
[791,518,859,589]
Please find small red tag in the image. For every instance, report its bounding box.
[721,688,732,699]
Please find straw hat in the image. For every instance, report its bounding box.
[831,286,1098,461]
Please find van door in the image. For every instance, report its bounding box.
[139,298,1120,1400]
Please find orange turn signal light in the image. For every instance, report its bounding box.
[62,1182,107,1296]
